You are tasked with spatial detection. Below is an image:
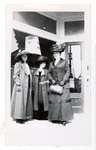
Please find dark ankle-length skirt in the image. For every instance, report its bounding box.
[48,88,73,122]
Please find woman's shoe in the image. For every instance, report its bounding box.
[62,121,71,126]
[15,119,26,124]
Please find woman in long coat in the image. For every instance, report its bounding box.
[48,44,73,125]
[33,56,49,120]
[11,50,33,123]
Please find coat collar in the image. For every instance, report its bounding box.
[34,68,47,76]
[53,58,65,67]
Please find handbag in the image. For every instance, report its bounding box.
[49,84,63,95]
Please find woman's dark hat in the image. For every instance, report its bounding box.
[36,55,48,63]
[50,43,66,53]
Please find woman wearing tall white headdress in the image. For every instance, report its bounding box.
[11,50,33,123]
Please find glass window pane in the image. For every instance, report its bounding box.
[13,12,56,34]
[65,21,84,35]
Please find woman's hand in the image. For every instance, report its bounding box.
[59,80,64,86]
[15,79,21,86]
[16,82,21,86]
[52,80,56,85]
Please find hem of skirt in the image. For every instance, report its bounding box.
[48,117,73,121]
[12,115,33,120]
[34,108,38,111]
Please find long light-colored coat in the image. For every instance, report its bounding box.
[48,59,73,121]
[11,62,33,120]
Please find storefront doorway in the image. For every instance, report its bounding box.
[66,42,83,113]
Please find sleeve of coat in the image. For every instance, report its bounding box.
[29,69,33,90]
[62,61,70,84]
[48,63,54,83]
[45,70,50,92]
[13,62,21,85]
[32,70,35,93]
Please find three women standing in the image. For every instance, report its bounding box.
[11,44,73,125]
[11,50,33,123]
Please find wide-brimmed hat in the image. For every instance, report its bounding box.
[36,55,48,63]
[16,49,33,59]
[50,43,66,53]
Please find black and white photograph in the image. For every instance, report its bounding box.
[1,3,94,148]
[11,11,83,124]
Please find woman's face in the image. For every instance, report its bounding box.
[53,52,60,60]
[40,62,46,69]
[21,54,28,62]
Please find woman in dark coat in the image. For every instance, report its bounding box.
[48,44,73,125]
[33,56,49,120]
[11,50,33,123]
